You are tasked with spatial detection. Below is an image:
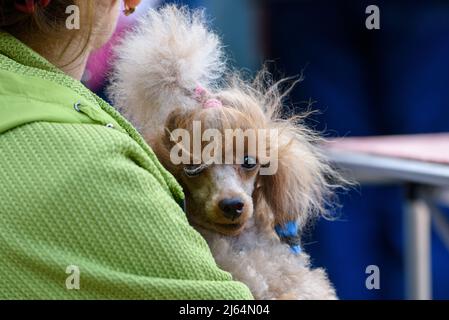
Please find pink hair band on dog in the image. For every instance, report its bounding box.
[194,85,207,99]
[193,84,223,109]
[203,98,222,109]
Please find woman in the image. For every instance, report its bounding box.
[0,0,252,299]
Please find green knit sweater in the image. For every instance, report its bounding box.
[0,32,252,300]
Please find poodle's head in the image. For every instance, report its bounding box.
[152,77,341,237]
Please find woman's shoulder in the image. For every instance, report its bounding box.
[0,61,183,203]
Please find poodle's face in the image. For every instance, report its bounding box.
[181,162,259,235]
[156,100,269,235]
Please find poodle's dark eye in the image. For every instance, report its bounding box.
[241,156,257,170]
[184,164,206,177]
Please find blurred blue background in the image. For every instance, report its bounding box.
[95,0,449,299]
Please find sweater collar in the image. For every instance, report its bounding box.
[0,31,100,105]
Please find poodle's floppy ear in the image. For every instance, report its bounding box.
[255,125,337,251]
[150,108,192,174]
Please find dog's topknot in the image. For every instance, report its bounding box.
[108,5,225,134]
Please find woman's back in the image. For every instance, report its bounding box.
[0,9,251,300]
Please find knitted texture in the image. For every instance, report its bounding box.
[0,32,252,300]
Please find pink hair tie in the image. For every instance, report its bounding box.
[193,85,222,109]
[193,85,207,101]
[203,98,223,109]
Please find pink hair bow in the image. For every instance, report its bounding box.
[194,85,223,109]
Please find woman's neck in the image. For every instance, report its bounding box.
[57,50,91,81]
[18,33,92,81]
[42,39,92,81]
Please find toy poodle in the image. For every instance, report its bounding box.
[109,5,344,300]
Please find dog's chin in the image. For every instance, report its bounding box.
[210,221,246,236]
[189,215,247,236]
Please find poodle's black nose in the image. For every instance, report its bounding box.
[218,198,244,220]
